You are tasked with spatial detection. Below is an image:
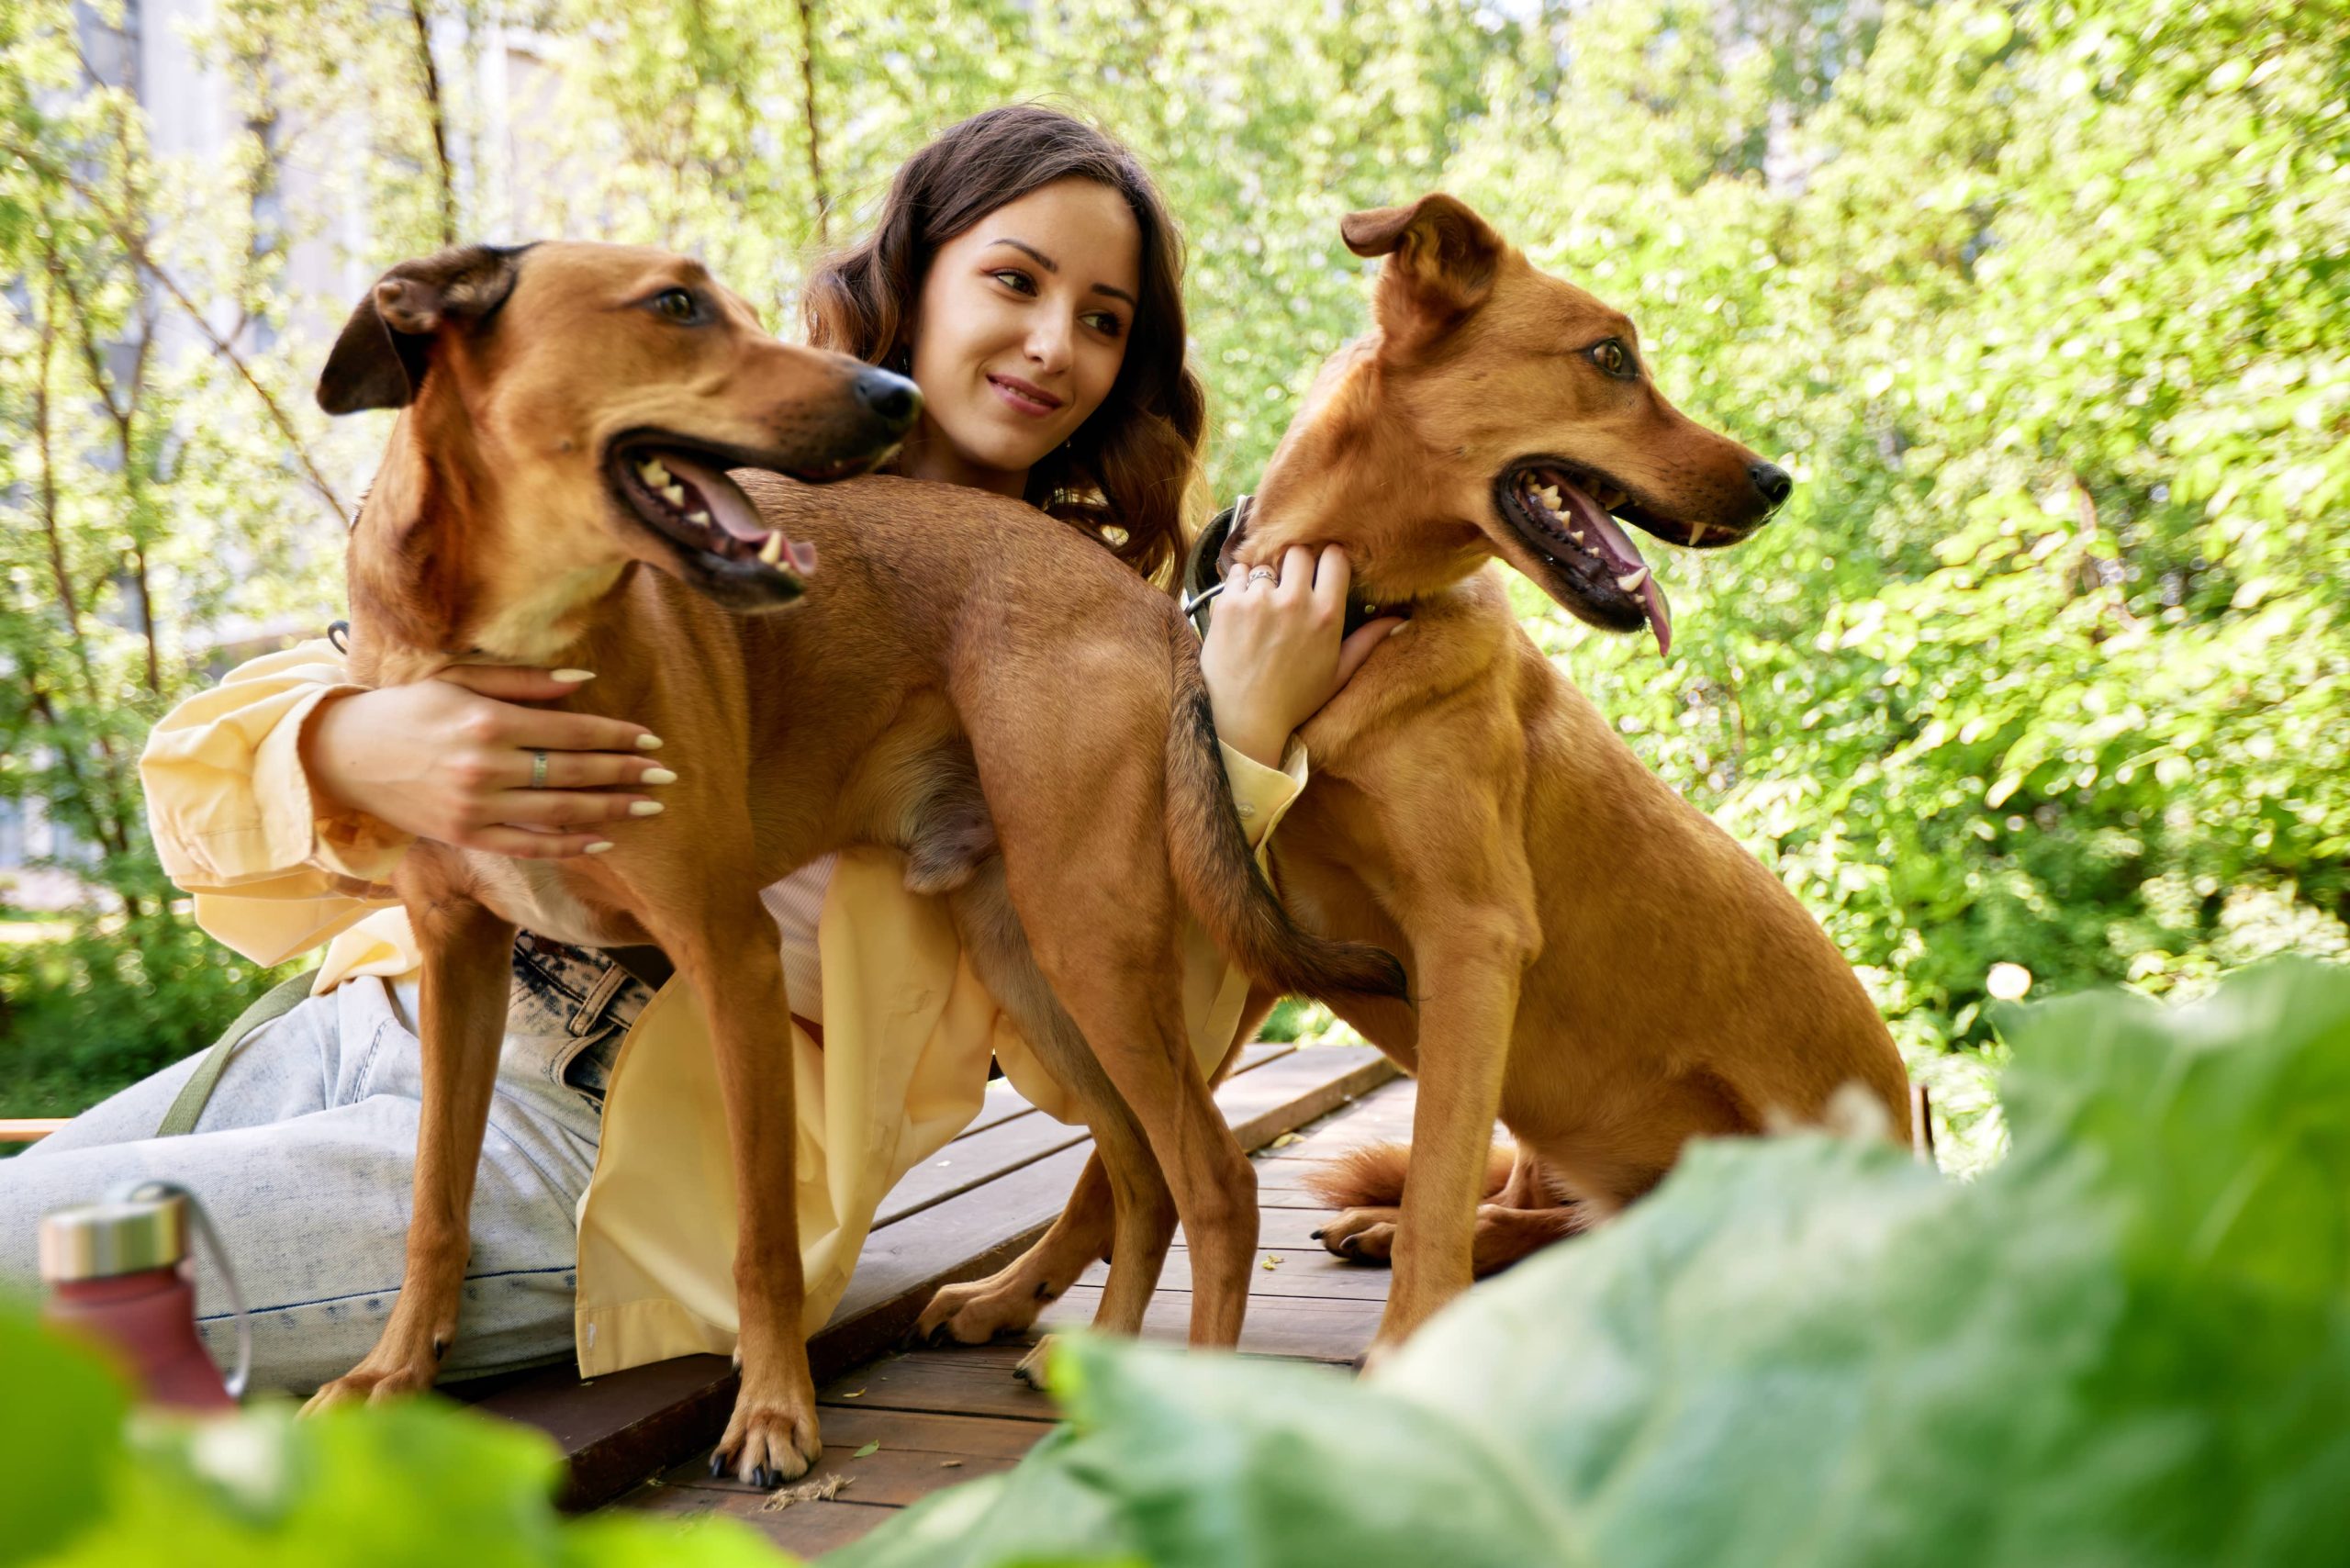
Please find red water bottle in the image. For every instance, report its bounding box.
[39,1181,249,1412]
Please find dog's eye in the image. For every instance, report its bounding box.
[652,288,702,323]
[1589,339,1636,379]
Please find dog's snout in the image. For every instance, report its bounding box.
[854,368,923,431]
[1749,460,1793,511]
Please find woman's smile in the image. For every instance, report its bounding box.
[986,372,1066,417]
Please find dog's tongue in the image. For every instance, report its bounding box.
[1556,479,1673,657]
[653,449,818,575]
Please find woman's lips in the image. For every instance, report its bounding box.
[987,374,1064,418]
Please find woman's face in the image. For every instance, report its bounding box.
[900,177,1141,497]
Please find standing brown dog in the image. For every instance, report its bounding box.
[305,241,1404,1481]
[915,196,1909,1360]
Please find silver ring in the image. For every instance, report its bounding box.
[1247,566,1278,585]
[530,749,549,789]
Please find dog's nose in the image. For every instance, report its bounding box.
[1748,460,1793,511]
[854,367,922,431]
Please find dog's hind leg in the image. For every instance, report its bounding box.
[912,986,1281,1356]
[935,866,1179,1375]
[305,885,515,1411]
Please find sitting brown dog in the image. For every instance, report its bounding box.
[916,196,1910,1361]
[307,241,1403,1481]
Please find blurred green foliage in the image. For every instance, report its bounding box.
[4,0,2344,1135]
[1,1302,793,1565]
[834,958,2350,1567]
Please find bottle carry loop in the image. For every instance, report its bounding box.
[106,1179,252,1402]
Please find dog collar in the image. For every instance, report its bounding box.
[1179,494,1404,640]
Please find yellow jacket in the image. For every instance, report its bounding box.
[139,641,1307,1375]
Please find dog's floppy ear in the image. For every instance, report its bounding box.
[317,244,531,415]
[1340,194,1505,353]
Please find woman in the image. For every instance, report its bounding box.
[0,106,1396,1389]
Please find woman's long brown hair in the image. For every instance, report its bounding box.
[802,105,1206,585]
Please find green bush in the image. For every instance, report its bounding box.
[835,958,2350,1567]
[0,916,299,1122]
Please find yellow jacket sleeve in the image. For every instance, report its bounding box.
[138,639,412,969]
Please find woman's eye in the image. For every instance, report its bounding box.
[654,288,699,322]
[1085,312,1125,337]
[991,270,1036,295]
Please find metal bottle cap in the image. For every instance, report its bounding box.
[38,1192,188,1282]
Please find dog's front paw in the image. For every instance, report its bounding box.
[300,1356,437,1415]
[711,1383,822,1487]
[300,1316,453,1415]
[1314,1206,1400,1264]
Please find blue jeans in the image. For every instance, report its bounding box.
[0,939,643,1392]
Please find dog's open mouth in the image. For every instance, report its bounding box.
[607,438,822,599]
[1498,462,1678,656]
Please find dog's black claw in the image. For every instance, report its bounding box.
[752,1465,772,1490]
[1310,1228,1324,1240]
[708,1451,726,1480]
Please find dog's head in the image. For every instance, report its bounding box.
[318,241,920,627]
[1255,196,1788,655]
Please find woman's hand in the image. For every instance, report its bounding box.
[1200,544,1404,768]
[300,666,673,860]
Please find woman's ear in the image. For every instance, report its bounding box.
[317,243,532,415]
[1339,194,1505,356]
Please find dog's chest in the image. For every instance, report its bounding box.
[463,853,643,948]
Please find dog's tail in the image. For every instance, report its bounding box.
[1304,1142,1516,1209]
[1162,621,1408,1002]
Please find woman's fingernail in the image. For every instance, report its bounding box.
[641,767,679,785]
[1387,622,1409,638]
[553,668,596,683]
[636,734,664,750]
[585,841,616,855]
[629,800,666,817]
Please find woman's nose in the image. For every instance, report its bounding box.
[1025,315,1073,372]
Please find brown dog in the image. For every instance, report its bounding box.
[305,241,1404,1480]
[913,195,1909,1360]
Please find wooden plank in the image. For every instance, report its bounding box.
[485,1046,1391,1510]
[884,1041,1302,1226]
[815,1341,1061,1422]
[876,1113,1091,1227]
[1038,1283,1381,1364]
[656,1432,1025,1506]
[0,1119,67,1143]
[1078,1247,1393,1303]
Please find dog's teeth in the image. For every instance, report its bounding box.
[758,532,787,566]
[1687,519,1707,546]
[1570,529,1586,544]
[1616,567,1650,593]
[687,510,711,525]
[661,483,686,507]
[638,458,671,486]
[1535,484,1561,510]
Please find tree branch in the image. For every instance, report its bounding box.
[408,0,459,247]
[2,136,352,524]
[796,0,829,243]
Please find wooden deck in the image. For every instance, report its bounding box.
[613,1066,1419,1556]
[455,1040,1415,1554]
